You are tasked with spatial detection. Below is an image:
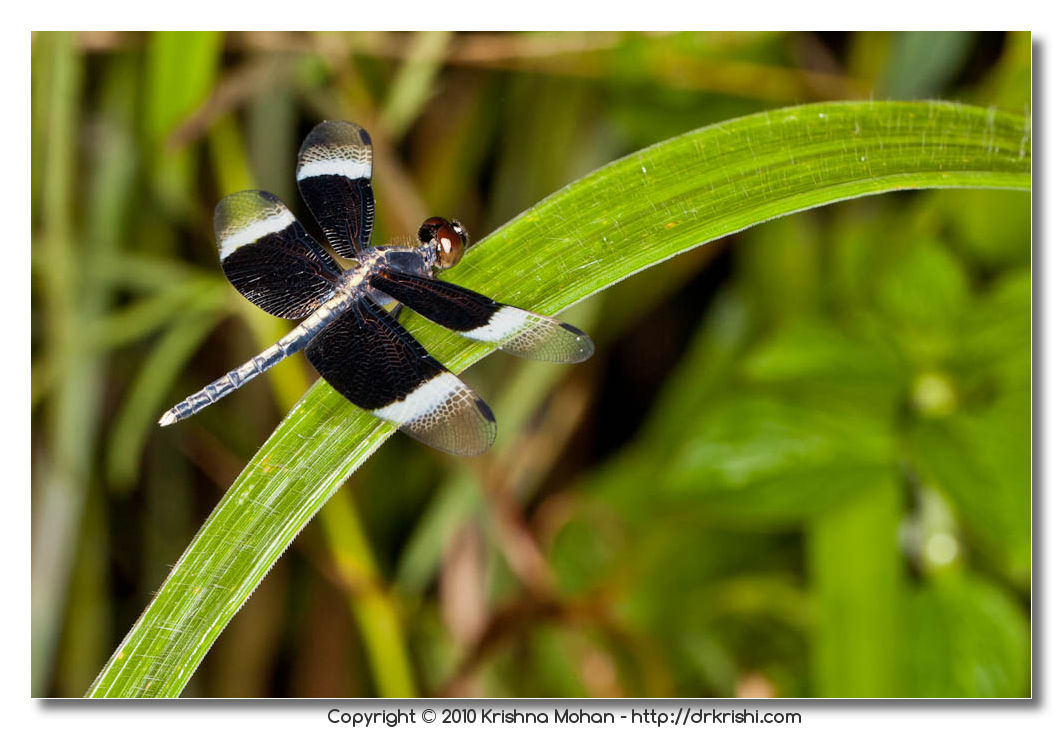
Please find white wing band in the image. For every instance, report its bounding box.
[373,373,463,425]
[462,307,532,343]
[296,158,372,181]
[218,208,296,260]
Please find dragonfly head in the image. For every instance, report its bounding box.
[420,216,469,270]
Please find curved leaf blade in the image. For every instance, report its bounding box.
[88,101,1031,697]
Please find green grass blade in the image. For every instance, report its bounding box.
[143,31,222,215]
[808,476,903,696]
[379,31,453,138]
[88,101,1030,697]
[106,304,228,488]
[32,31,87,695]
[317,488,417,697]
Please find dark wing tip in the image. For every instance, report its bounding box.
[399,390,497,457]
[213,189,282,232]
[299,120,371,157]
[560,323,595,362]
[475,397,496,424]
[486,309,595,364]
[369,372,497,457]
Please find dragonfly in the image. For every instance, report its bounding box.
[158,120,593,456]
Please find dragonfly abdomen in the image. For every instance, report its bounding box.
[158,291,354,426]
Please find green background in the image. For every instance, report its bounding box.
[31,31,1031,698]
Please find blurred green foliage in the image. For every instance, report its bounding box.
[31,31,1031,698]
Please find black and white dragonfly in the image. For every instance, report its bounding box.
[159,120,593,456]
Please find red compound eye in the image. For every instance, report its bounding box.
[435,221,465,269]
[420,217,467,269]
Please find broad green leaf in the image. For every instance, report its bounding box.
[874,237,970,333]
[582,309,902,527]
[872,236,970,364]
[901,574,1029,697]
[600,312,903,526]
[660,396,895,524]
[908,395,1031,582]
[939,189,1031,267]
[743,317,907,391]
[678,399,891,488]
[951,269,1031,392]
[88,101,1030,697]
